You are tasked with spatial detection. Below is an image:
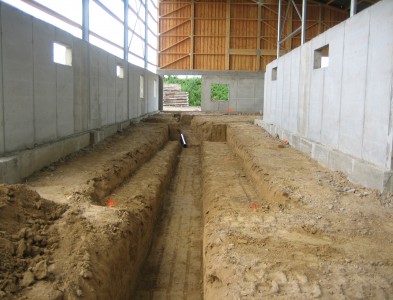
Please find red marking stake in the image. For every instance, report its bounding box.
[106,199,117,207]
[249,202,258,212]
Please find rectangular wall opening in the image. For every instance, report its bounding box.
[53,42,72,66]
[314,45,329,69]
[116,65,124,79]
[210,83,229,101]
[154,79,158,98]
[271,67,278,81]
[140,75,144,98]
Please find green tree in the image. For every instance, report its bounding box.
[211,84,229,101]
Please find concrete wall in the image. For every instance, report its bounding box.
[259,0,393,191]
[0,3,159,182]
[201,73,264,113]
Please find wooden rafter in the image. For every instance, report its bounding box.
[160,4,190,18]
[158,0,348,71]
[160,19,190,35]
[160,37,190,52]
[160,54,189,69]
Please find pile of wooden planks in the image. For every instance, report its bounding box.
[163,84,189,107]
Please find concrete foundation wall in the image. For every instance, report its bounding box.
[201,73,264,113]
[261,0,393,191]
[0,3,159,182]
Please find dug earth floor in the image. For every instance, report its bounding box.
[0,113,392,299]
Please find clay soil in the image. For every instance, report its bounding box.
[0,113,392,300]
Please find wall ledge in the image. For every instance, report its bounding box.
[255,119,393,192]
[0,112,159,184]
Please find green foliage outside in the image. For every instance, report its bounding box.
[164,76,202,106]
[210,83,229,101]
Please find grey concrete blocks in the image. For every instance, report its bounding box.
[2,5,34,152]
[0,156,18,184]
[201,73,264,113]
[73,39,90,133]
[263,0,393,191]
[33,19,57,144]
[349,159,385,191]
[362,0,393,168]
[115,66,127,123]
[256,120,393,192]
[0,3,161,183]
[385,172,393,192]
[118,121,130,132]
[0,133,89,184]
[328,149,353,176]
[312,143,330,168]
[89,125,118,145]
[298,138,313,156]
[288,134,300,150]
[62,133,90,157]
[56,65,74,137]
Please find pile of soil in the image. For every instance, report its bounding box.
[0,185,66,298]
[0,122,179,299]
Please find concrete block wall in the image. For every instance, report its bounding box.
[260,0,393,191]
[0,3,159,182]
[201,73,264,113]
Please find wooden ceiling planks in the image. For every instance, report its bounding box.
[158,0,347,72]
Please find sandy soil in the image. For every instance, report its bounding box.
[0,122,179,299]
[135,146,203,299]
[0,113,392,300]
[199,120,393,299]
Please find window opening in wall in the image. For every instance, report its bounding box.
[162,75,202,110]
[314,45,329,69]
[272,67,278,81]
[154,79,158,98]
[116,65,124,79]
[211,83,229,101]
[140,75,144,98]
[53,42,72,66]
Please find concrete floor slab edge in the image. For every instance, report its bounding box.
[0,133,90,184]
[255,119,392,192]
[0,112,160,184]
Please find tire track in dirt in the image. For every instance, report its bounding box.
[134,146,203,299]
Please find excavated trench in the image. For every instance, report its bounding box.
[13,113,241,299]
[2,113,393,300]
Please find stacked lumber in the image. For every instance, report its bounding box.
[163,84,189,106]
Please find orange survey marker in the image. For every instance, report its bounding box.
[249,202,257,212]
[106,199,117,207]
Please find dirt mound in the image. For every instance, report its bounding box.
[201,123,393,299]
[0,185,66,298]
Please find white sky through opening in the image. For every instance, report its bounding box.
[2,0,158,70]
